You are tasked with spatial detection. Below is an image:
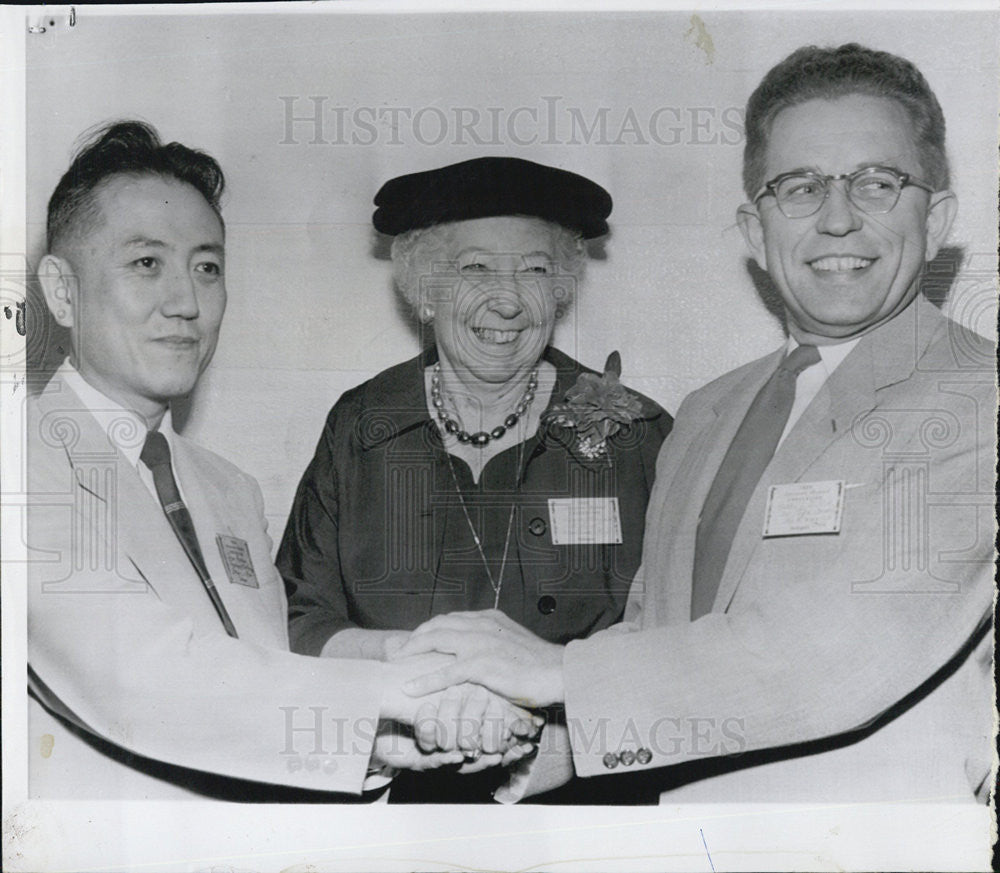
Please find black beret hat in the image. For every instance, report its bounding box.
[373,157,612,239]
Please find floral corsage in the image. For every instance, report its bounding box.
[542,351,646,460]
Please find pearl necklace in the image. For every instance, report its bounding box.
[430,362,539,447]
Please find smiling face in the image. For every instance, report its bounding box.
[41,174,226,421]
[738,95,956,343]
[426,216,566,385]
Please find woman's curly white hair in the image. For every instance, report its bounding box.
[390,218,587,318]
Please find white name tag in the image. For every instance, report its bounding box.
[762,480,845,538]
[548,497,623,545]
[216,534,260,588]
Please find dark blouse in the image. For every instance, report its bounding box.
[278,345,672,655]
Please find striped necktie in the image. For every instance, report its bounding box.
[140,431,238,638]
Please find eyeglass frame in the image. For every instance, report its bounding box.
[752,165,937,219]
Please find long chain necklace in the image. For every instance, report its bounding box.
[431,362,538,447]
[433,364,535,609]
[443,447,522,610]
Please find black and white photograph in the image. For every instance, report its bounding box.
[1,2,996,871]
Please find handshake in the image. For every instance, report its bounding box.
[364,610,569,775]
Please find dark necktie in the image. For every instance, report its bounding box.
[140,431,239,638]
[691,344,821,620]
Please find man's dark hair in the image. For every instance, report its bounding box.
[743,43,949,199]
[46,120,225,253]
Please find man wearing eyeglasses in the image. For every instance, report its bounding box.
[399,43,996,807]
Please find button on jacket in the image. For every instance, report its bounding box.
[557,298,995,803]
[28,373,385,800]
[278,346,672,655]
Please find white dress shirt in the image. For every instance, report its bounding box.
[778,336,860,447]
[53,361,395,794]
[55,361,186,503]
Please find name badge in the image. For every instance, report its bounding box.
[216,535,259,588]
[762,480,845,538]
[548,497,623,545]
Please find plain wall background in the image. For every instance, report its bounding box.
[26,7,999,537]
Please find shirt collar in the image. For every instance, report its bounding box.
[785,335,860,380]
[357,345,594,451]
[55,360,177,469]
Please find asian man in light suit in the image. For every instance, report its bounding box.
[399,44,996,807]
[26,121,537,800]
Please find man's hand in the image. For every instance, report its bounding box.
[392,609,567,708]
[410,681,538,757]
[380,652,543,756]
[370,723,467,772]
[320,627,411,661]
[370,722,536,774]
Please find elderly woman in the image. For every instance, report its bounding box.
[277,157,672,802]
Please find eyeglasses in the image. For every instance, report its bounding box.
[753,166,936,219]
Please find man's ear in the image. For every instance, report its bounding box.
[37,254,77,329]
[923,190,958,262]
[736,203,767,271]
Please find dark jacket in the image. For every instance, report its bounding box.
[279,346,672,656]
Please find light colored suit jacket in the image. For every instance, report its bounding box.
[26,376,384,799]
[556,297,995,802]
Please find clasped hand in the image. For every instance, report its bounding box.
[394,608,566,710]
[377,650,542,773]
[375,611,566,773]
[394,608,566,708]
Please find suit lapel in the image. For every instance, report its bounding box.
[651,412,728,626]
[37,380,169,562]
[644,352,782,626]
[170,435,292,649]
[169,438,239,612]
[713,299,935,613]
[768,342,879,484]
[39,378,238,631]
[112,449,216,612]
